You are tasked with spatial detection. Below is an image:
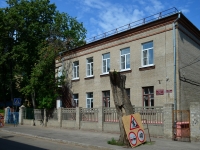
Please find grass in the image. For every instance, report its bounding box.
[107,138,125,146]
[107,138,155,147]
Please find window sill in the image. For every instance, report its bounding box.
[84,76,95,80]
[100,73,109,77]
[139,65,155,71]
[72,78,80,82]
[120,69,132,73]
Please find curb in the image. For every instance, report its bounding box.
[0,129,115,150]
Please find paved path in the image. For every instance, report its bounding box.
[1,125,200,150]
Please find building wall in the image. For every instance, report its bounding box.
[178,24,200,110]
[65,23,176,108]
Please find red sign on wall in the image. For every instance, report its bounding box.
[166,90,172,93]
[156,89,164,95]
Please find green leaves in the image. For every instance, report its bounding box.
[0,0,86,108]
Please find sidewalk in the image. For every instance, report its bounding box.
[1,125,200,150]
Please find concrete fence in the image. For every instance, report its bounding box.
[5,103,177,138]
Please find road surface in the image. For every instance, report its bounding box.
[0,131,91,150]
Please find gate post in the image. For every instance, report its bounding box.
[163,103,174,138]
[19,105,25,125]
[190,102,200,142]
[4,107,10,124]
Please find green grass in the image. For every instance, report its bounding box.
[107,138,124,146]
[0,109,4,114]
[107,138,155,148]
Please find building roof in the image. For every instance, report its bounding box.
[59,7,200,57]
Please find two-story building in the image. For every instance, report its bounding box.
[56,8,200,110]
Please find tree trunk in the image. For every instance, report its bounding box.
[109,71,134,146]
[31,90,36,108]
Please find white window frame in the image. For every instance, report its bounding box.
[86,57,93,77]
[141,41,154,67]
[73,61,79,79]
[86,92,93,108]
[102,53,110,74]
[73,94,79,107]
[120,47,130,71]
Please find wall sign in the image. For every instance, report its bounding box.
[156,89,164,95]
[166,90,172,93]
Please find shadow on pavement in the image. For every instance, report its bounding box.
[0,137,47,150]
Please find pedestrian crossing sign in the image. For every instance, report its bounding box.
[13,98,21,106]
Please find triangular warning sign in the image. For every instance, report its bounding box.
[130,115,140,130]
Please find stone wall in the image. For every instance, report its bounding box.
[190,102,200,142]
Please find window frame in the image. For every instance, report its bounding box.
[72,61,79,79]
[120,47,130,71]
[73,94,79,107]
[102,53,110,74]
[102,91,110,107]
[142,86,154,107]
[86,57,93,77]
[86,92,93,108]
[141,41,154,67]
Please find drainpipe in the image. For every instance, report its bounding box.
[173,12,181,116]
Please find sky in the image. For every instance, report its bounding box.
[0,0,200,40]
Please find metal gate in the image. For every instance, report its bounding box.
[5,110,19,126]
[173,110,190,142]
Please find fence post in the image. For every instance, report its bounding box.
[75,107,81,129]
[58,107,62,128]
[98,106,104,131]
[44,109,47,127]
[190,102,200,142]
[4,107,10,123]
[19,105,25,125]
[163,103,174,138]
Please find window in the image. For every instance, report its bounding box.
[102,53,110,74]
[121,48,130,70]
[126,88,130,99]
[142,87,154,107]
[102,91,110,107]
[57,66,63,87]
[142,41,154,66]
[86,57,93,77]
[86,92,93,108]
[73,61,79,79]
[73,94,78,107]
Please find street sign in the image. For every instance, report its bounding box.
[122,113,146,148]
[13,98,21,106]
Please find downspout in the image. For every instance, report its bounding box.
[173,12,181,116]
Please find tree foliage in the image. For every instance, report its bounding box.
[0,0,86,108]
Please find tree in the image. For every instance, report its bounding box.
[0,0,86,108]
[109,71,134,146]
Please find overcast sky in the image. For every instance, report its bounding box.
[1,0,199,39]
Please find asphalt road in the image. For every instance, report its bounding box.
[0,132,91,150]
